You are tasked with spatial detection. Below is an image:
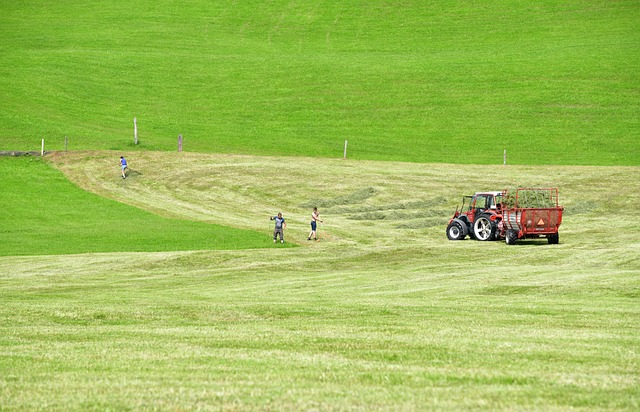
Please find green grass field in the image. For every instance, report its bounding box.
[1,0,639,409]
[1,0,639,165]
[1,152,639,410]
[0,156,277,256]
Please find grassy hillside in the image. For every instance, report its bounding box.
[1,1,638,165]
[0,155,275,256]
[1,152,638,410]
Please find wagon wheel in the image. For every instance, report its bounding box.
[473,215,496,241]
[505,229,518,245]
[547,233,559,244]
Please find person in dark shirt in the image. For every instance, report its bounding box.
[270,212,286,244]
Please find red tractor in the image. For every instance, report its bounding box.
[446,191,504,241]
[446,188,563,245]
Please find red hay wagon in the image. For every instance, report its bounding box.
[502,188,563,245]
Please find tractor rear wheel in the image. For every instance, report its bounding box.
[473,215,497,241]
[446,221,466,240]
[547,233,559,244]
[505,229,518,245]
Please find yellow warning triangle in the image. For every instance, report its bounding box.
[537,218,545,226]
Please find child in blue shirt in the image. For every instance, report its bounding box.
[120,156,128,179]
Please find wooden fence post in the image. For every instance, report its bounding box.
[134,117,138,145]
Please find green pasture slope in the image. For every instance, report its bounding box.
[0,156,273,256]
[1,0,639,165]
[1,152,639,410]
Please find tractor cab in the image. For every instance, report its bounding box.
[456,192,503,221]
[472,192,503,212]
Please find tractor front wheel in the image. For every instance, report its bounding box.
[446,221,466,240]
[473,215,496,241]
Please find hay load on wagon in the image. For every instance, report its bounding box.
[503,188,557,209]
